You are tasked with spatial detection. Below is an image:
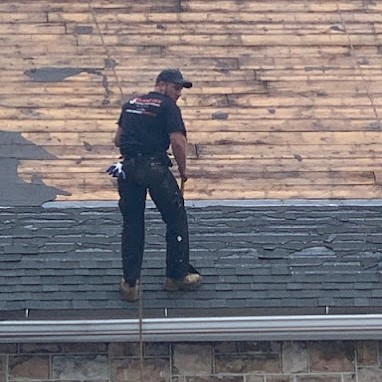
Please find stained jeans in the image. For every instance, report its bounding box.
[117,154,190,287]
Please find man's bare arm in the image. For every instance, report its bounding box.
[170,132,188,181]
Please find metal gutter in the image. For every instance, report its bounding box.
[1,314,382,343]
[42,199,382,209]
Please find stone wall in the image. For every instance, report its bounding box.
[0,340,381,381]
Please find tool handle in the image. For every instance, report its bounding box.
[180,178,185,197]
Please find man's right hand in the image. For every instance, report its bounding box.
[179,170,188,183]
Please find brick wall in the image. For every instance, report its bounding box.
[0,340,381,381]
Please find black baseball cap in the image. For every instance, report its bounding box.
[156,69,193,88]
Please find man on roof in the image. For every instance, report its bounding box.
[109,69,202,302]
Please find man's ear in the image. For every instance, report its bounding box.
[155,81,168,94]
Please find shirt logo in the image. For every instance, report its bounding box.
[129,97,162,107]
[126,97,162,117]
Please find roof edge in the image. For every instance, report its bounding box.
[2,314,382,343]
[41,199,382,209]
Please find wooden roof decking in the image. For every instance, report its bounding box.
[1,0,382,201]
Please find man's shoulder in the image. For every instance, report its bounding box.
[122,92,169,107]
[144,91,175,108]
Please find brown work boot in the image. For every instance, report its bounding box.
[164,266,202,291]
[119,278,140,302]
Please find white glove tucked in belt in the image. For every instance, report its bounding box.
[106,162,126,179]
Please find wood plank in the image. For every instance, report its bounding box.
[181,1,380,12]
[0,0,179,13]
[164,45,379,57]
[239,56,382,69]
[0,57,108,71]
[0,82,269,96]
[0,13,47,23]
[257,71,382,81]
[188,131,382,145]
[0,83,117,96]
[18,160,117,173]
[0,35,77,46]
[56,185,382,201]
[1,105,378,121]
[266,81,381,94]
[113,57,240,71]
[90,0,179,8]
[0,95,118,108]
[77,33,381,47]
[115,69,256,82]
[19,159,375,186]
[0,1,89,12]
[241,34,381,46]
[0,57,239,72]
[8,118,379,134]
[47,11,382,24]
[0,106,120,120]
[196,143,382,159]
[183,107,378,120]
[183,184,382,200]
[0,24,66,34]
[15,142,382,161]
[4,120,119,133]
[19,171,376,187]
[19,176,382,201]
[1,104,379,121]
[21,132,115,145]
[0,71,108,83]
[225,95,382,108]
[18,173,378,198]
[0,93,265,108]
[186,119,381,132]
[188,158,382,172]
[18,157,382,174]
[11,67,381,88]
[26,145,121,160]
[66,22,377,36]
[17,131,382,150]
[0,45,162,57]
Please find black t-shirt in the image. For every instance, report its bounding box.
[117,91,186,156]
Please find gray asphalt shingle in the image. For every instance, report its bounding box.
[1,202,382,317]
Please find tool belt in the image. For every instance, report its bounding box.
[122,152,173,167]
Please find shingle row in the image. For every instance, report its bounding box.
[1,204,382,314]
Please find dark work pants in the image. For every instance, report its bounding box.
[117,155,190,287]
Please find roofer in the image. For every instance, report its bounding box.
[108,69,202,302]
